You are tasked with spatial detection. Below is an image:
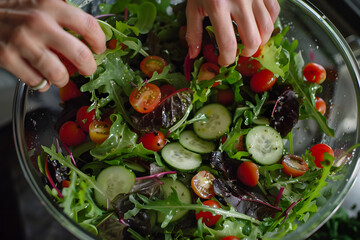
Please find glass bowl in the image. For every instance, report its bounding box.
[13,0,360,239]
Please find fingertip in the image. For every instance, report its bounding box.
[218,51,236,67]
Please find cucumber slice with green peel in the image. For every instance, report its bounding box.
[157,178,192,223]
[161,142,202,171]
[193,103,231,140]
[94,166,136,209]
[179,130,216,154]
[246,125,284,165]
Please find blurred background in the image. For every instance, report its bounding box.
[1,1,360,239]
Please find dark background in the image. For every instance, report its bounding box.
[1,1,359,239]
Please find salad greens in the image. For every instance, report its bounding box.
[37,0,353,239]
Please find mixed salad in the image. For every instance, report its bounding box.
[36,0,357,239]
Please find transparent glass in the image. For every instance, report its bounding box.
[13,0,360,239]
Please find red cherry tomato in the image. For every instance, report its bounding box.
[198,62,220,87]
[138,131,166,152]
[222,237,241,240]
[237,161,259,187]
[129,83,161,113]
[140,56,168,78]
[76,106,96,132]
[89,120,111,144]
[59,80,82,102]
[59,121,86,146]
[303,62,327,84]
[282,155,309,177]
[216,88,234,106]
[310,143,334,168]
[250,69,277,93]
[236,57,262,77]
[62,180,70,188]
[202,43,219,64]
[234,135,245,152]
[252,47,262,58]
[195,200,221,227]
[315,97,326,115]
[107,39,118,50]
[160,84,177,100]
[191,170,216,199]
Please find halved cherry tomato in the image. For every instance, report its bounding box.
[234,135,245,152]
[310,143,334,168]
[315,97,326,115]
[222,236,241,240]
[236,57,262,77]
[76,106,96,132]
[140,56,168,78]
[202,43,218,64]
[198,62,220,87]
[237,161,259,187]
[160,84,176,100]
[59,121,86,146]
[216,88,234,106]
[138,131,166,152]
[129,83,161,113]
[304,62,327,84]
[89,120,111,144]
[250,69,277,93]
[195,200,221,227]
[59,80,82,102]
[282,155,309,177]
[191,170,215,199]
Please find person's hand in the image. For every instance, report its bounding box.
[0,0,106,92]
[186,0,280,67]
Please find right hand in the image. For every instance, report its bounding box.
[0,0,106,92]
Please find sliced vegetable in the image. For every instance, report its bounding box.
[161,142,202,171]
[138,131,166,152]
[245,125,283,165]
[282,155,308,177]
[195,200,221,227]
[129,83,161,114]
[179,130,216,154]
[59,121,86,146]
[310,143,334,168]
[237,161,259,187]
[140,56,168,78]
[303,62,326,84]
[89,120,111,144]
[198,62,220,87]
[191,170,216,199]
[193,103,232,140]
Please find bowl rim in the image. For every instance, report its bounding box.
[12,0,360,239]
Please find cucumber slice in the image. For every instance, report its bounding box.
[246,125,283,165]
[94,166,135,209]
[157,178,192,223]
[193,103,231,140]
[161,142,202,171]
[179,130,216,154]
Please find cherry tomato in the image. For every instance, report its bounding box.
[250,69,277,93]
[191,170,216,199]
[59,80,82,102]
[53,51,77,77]
[222,236,241,240]
[216,88,234,106]
[59,121,86,146]
[315,97,326,115]
[236,57,262,77]
[234,135,245,152]
[140,56,168,78]
[76,106,96,132]
[129,83,161,113]
[303,62,327,84]
[160,84,177,100]
[107,39,118,50]
[62,180,70,188]
[252,47,262,58]
[198,62,220,87]
[195,200,221,227]
[310,143,334,168]
[89,120,111,144]
[202,43,219,64]
[138,131,166,152]
[282,155,309,177]
[237,161,259,187]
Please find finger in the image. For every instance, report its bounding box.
[253,0,274,45]
[233,4,261,57]
[50,0,106,55]
[185,0,205,59]
[264,0,281,23]
[206,3,237,66]
[0,44,50,92]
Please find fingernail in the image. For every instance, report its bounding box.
[188,45,200,59]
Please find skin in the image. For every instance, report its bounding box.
[186,0,280,66]
[0,0,106,92]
